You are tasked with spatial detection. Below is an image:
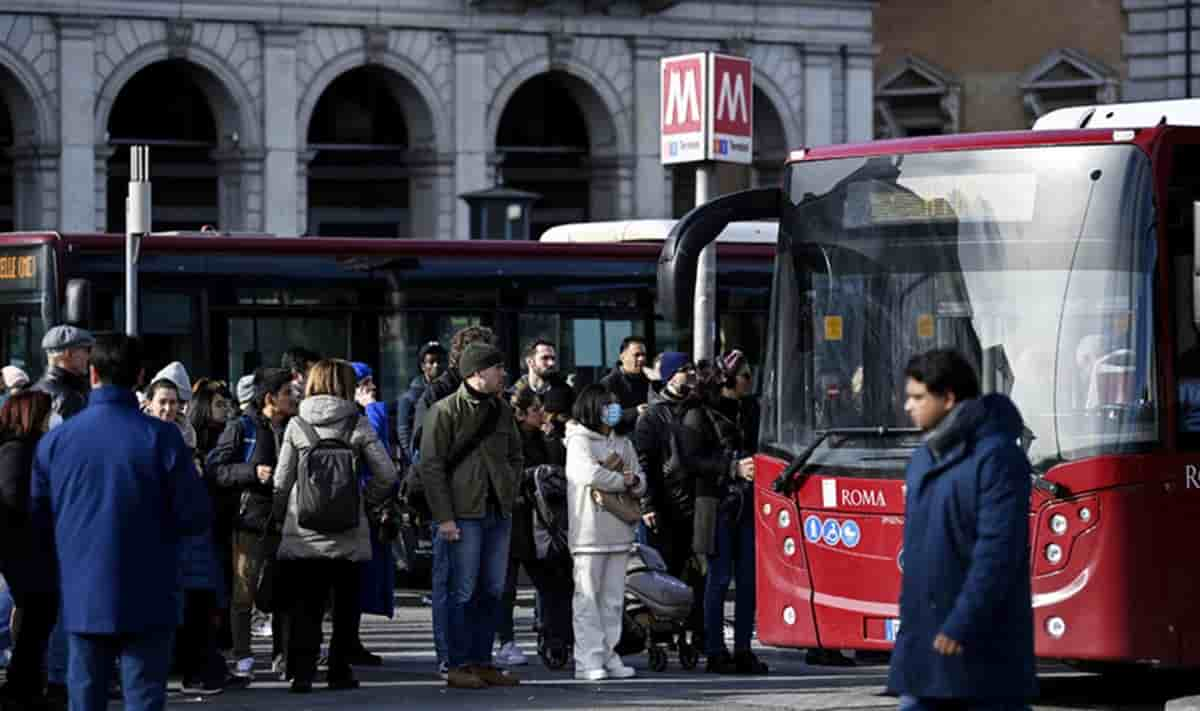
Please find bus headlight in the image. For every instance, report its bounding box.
[762,503,772,516]
[1049,514,1068,535]
[783,607,796,625]
[1079,507,1092,522]
[1046,616,1067,638]
[783,538,796,557]
[778,510,791,528]
[1045,543,1063,565]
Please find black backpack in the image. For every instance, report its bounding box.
[293,417,360,534]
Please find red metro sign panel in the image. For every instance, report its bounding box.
[660,52,753,165]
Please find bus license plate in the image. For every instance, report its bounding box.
[885,619,901,642]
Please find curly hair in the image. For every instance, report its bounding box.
[449,326,496,369]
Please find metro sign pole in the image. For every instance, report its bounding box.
[661,52,752,362]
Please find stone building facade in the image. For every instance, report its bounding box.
[0,1,876,238]
[873,0,1126,136]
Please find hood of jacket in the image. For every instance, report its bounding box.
[926,393,1023,460]
[298,394,358,427]
[152,361,192,402]
[564,420,610,445]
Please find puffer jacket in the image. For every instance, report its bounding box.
[418,384,523,524]
[564,422,645,554]
[32,366,89,426]
[172,417,222,594]
[272,395,397,562]
[633,387,698,520]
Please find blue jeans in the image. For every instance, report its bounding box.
[704,516,756,656]
[0,575,13,653]
[68,627,173,711]
[446,512,511,668]
[430,523,451,665]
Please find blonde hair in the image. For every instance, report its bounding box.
[304,359,357,400]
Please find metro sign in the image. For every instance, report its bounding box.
[660,52,753,165]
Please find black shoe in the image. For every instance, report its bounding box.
[705,650,738,674]
[327,676,360,690]
[734,650,769,675]
[289,679,313,694]
[181,678,224,697]
[805,648,854,667]
[346,648,383,667]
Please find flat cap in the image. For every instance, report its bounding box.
[42,325,95,352]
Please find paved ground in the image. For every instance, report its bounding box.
[141,590,1200,710]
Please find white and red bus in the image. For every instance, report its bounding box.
[0,224,772,399]
[659,98,1200,669]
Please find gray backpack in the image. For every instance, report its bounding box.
[293,417,360,533]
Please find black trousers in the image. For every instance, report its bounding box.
[6,590,57,696]
[279,559,359,683]
[177,590,223,684]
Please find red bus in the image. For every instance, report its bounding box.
[659,99,1200,669]
[0,228,772,399]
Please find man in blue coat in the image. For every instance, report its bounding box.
[887,349,1037,710]
[30,334,211,711]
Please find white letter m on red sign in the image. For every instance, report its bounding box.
[717,71,748,124]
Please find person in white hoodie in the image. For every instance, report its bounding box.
[564,384,646,681]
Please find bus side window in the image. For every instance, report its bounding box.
[1169,144,1200,441]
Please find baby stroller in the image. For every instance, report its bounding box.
[527,464,574,670]
[619,543,698,671]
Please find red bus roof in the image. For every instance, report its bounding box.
[0,232,774,260]
[790,127,1165,163]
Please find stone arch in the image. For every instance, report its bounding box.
[0,47,53,230]
[752,73,800,156]
[296,49,448,155]
[487,56,631,160]
[752,78,794,189]
[98,48,260,231]
[95,43,260,150]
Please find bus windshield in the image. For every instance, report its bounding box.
[765,144,1157,473]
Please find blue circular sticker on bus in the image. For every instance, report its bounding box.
[840,520,861,549]
[804,515,822,543]
[821,518,841,546]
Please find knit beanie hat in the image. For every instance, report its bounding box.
[459,342,504,378]
[658,351,692,384]
[152,361,192,402]
[351,362,373,382]
[235,374,255,407]
[1,366,29,390]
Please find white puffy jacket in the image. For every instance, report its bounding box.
[564,421,646,554]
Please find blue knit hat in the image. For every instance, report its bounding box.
[351,362,373,382]
[658,351,692,383]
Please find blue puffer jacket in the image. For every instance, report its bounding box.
[174,418,223,602]
[886,394,1037,703]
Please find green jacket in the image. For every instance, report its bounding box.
[418,384,523,523]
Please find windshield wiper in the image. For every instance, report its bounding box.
[772,426,921,496]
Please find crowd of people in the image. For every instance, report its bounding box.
[0,321,772,709]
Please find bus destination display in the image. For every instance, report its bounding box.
[0,249,41,290]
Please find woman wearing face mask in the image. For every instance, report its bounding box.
[564,385,645,681]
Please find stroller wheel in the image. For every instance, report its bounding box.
[678,642,700,670]
[648,647,669,672]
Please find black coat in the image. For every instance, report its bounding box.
[409,368,461,459]
[209,408,284,533]
[512,426,567,562]
[633,388,700,520]
[0,434,55,599]
[32,366,89,425]
[598,366,650,435]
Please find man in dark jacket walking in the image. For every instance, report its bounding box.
[598,336,649,435]
[33,325,94,427]
[888,349,1036,710]
[31,333,211,711]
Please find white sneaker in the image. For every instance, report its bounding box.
[233,657,255,678]
[604,656,636,679]
[437,660,449,680]
[496,641,528,666]
[575,668,608,681]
